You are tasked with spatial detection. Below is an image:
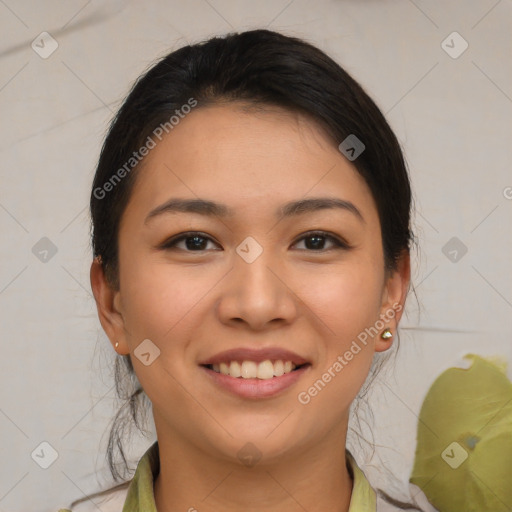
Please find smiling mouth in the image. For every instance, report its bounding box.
[202,360,310,380]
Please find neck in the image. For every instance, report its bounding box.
[153,423,353,512]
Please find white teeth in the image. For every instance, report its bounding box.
[241,361,258,378]
[257,360,274,379]
[273,360,284,376]
[210,359,298,379]
[229,361,241,378]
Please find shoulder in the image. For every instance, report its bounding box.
[376,483,439,512]
[57,486,128,512]
[58,441,159,512]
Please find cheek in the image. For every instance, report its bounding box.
[116,260,207,403]
[298,260,383,341]
[293,261,382,410]
[119,256,219,347]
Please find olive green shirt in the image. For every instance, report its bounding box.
[58,441,431,511]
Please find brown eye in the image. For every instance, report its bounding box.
[160,232,221,252]
[292,231,350,251]
[159,230,350,253]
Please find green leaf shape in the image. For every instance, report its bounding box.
[410,354,512,512]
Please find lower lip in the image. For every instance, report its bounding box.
[201,365,311,399]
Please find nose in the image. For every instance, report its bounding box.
[216,248,298,331]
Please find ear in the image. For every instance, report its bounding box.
[375,249,411,353]
[90,257,129,354]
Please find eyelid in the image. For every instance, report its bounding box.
[158,231,221,251]
[290,230,350,250]
[158,230,350,252]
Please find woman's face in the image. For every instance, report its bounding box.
[92,103,408,464]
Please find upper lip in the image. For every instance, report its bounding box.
[199,347,309,366]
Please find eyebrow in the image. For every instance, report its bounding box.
[144,197,365,225]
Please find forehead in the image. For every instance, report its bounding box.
[123,104,379,227]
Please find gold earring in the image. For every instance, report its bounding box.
[381,328,393,340]
[115,342,119,349]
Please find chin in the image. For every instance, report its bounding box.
[207,417,310,466]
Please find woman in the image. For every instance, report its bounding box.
[60,28,435,512]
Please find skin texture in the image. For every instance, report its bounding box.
[90,104,410,512]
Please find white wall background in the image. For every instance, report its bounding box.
[0,1,511,511]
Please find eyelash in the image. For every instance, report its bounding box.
[159,230,350,253]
